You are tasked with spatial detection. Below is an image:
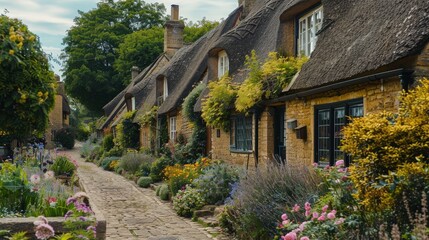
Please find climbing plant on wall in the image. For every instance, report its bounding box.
[114,110,139,150]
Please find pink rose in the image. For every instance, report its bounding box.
[322,205,329,212]
[292,204,300,212]
[281,213,288,221]
[312,212,319,220]
[282,220,290,226]
[335,160,344,167]
[305,210,311,217]
[335,218,345,225]
[300,237,310,240]
[304,202,311,211]
[317,213,326,221]
[327,212,336,219]
[283,232,297,240]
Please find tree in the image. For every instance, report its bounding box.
[61,0,166,114]
[183,18,219,44]
[0,15,56,140]
[115,27,164,85]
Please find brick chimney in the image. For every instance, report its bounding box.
[164,5,184,57]
[238,0,256,19]
[55,74,65,95]
[131,66,140,80]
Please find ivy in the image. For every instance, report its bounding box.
[183,82,206,124]
[138,106,158,127]
[114,110,139,150]
[235,51,308,113]
[201,74,237,132]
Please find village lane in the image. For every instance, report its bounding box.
[65,144,225,240]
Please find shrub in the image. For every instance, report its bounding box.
[163,158,211,196]
[75,125,90,141]
[114,111,140,150]
[54,127,75,149]
[193,163,241,205]
[50,156,77,177]
[172,186,205,218]
[102,134,114,152]
[341,78,429,213]
[115,167,124,175]
[104,146,124,158]
[88,145,102,162]
[137,177,153,188]
[100,157,120,171]
[221,163,320,239]
[139,162,152,177]
[155,185,161,196]
[149,156,173,182]
[119,152,153,174]
[159,184,170,201]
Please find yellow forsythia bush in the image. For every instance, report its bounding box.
[341,78,429,211]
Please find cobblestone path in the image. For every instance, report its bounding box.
[66,145,225,240]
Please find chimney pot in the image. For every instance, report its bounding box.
[171,5,179,21]
[131,66,140,80]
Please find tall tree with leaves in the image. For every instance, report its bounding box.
[183,18,219,44]
[61,0,166,114]
[0,15,56,140]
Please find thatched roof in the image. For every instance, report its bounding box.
[157,7,244,115]
[194,0,299,111]
[289,0,429,91]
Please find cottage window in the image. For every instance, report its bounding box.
[315,99,363,166]
[218,50,229,78]
[298,6,323,56]
[131,97,136,111]
[169,116,177,142]
[163,78,168,100]
[230,115,252,152]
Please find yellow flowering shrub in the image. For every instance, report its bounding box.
[201,74,237,131]
[163,158,211,195]
[341,78,429,211]
[235,51,308,113]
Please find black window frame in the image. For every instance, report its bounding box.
[314,98,363,167]
[230,115,253,153]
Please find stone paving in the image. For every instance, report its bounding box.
[66,145,229,240]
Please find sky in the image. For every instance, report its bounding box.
[0,0,237,79]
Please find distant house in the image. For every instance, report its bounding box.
[46,75,71,148]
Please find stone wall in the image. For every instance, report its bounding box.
[285,77,401,166]
[415,42,429,79]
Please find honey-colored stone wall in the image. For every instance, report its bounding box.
[415,42,429,79]
[285,77,402,167]
[167,110,193,144]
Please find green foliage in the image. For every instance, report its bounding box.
[119,152,153,174]
[115,27,164,84]
[155,185,161,196]
[0,163,37,215]
[159,184,170,201]
[172,186,205,218]
[235,51,308,113]
[61,0,166,113]
[149,156,173,182]
[341,78,429,212]
[50,156,77,177]
[55,127,75,149]
[137,176,153,188]
[74,124,90,141]
[192,163,241,205]
[0,15,56,140]
[114,111,139,150]
[183,18,219,44]
[183,82,206,124]
[102,134,114,152]
[100,157,120,171]
[201,74,237,131]
[138,106,158,127]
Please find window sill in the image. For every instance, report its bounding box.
[230,149,253,154]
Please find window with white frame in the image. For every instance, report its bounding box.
[163,78,168,100]
[169,116,177,142]
[131,97,136,111]
[218,50,229,78]
[298,6,323,56]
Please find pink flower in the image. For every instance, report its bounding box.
[304,202,311,211]
[312,162,318,168]
[299,221,308,231]
[30,174,40,184]
[292,204,300,212]
[282,220,290,226]
[322,205,329,212]
[317,213,326,221]
[335,218,345,225]
[337,168,346,173]
[283,232,297,240]
[335,160,344,167]
[281,213,288,221]
[305,210,311,217]
[300,237,310,240]
[44,171,55,179]
[312,212,319,220]
[327,212,336,220]
[33,216,48,226]
[35,223,55,239]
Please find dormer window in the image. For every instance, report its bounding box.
[298,6,323,56]
[156,76,168,106]
[218,50,229,78]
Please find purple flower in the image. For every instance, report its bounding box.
[35,223,55,239]
[33,216,48,226]
[66,197,76,206]
[87,225,97,237]
[64,210,73,220]
[79,216,87,221]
